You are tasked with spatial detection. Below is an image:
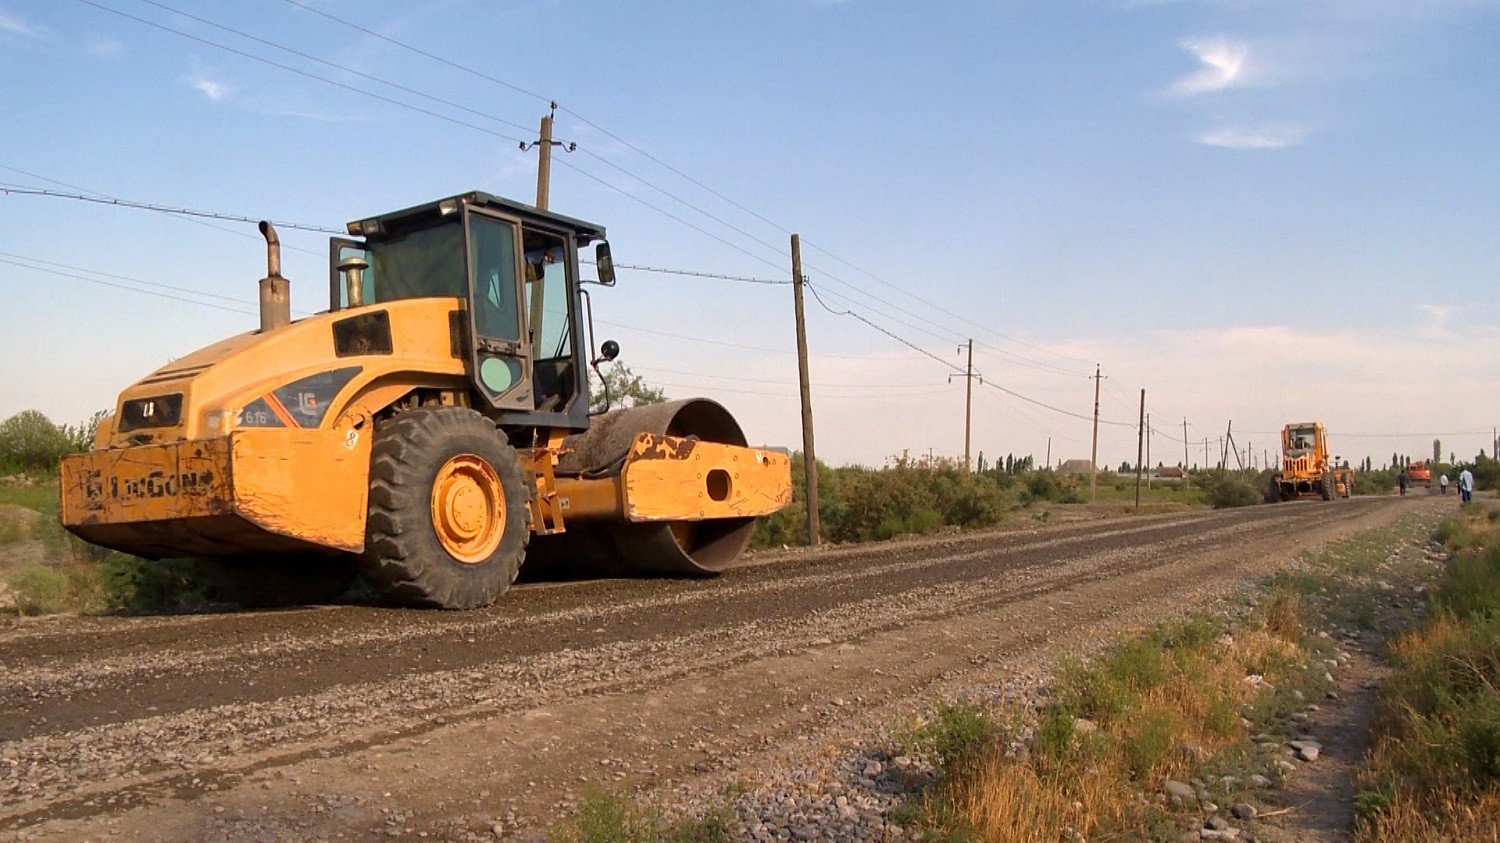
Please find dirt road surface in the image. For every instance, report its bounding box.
[0,496,1432,840]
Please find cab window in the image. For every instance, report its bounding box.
[365,222,465,303]
[469,216,521,342]
[523,228,575,411]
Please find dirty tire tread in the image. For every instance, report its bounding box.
[359,407,530,610]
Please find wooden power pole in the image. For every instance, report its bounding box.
[790,234,821,547]
[1134,389,1145,509]
[1090,364,1101,503]
[949,339,979,472]
[1183,417,1191,488]
[1146,412,1152,489]
[520,102,575,211]
[535,111,553,210]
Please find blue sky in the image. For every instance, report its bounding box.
[1,0,1496,468]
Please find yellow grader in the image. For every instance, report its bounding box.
[1267,421,1352,502]
[59,192,792,608]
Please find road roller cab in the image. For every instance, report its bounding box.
[60,191,792,609]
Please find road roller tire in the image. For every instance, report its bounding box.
[197,554,359,608]
[360,407,530,609]
[1319,473,1334,501]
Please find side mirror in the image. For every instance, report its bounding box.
[594,242,616,286]
[600,339,619,361]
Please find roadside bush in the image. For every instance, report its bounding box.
[901,700,1002,775]
[751,454,1020,548]
[1353,469,1398,496]
[553,791,734,842]
[1197,470,1260,509]
[1022,470,1061,503]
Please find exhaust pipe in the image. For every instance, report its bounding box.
[258,220,291,333]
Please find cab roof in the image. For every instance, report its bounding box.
[348,191,607,245]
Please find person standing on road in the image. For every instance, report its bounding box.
[1440,473,1450,495]
[1398,469,1408,496]
[1459,467,1474,503]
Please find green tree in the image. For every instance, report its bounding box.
[0,410,77,470]
[1433,438,1442,465]
[589,363,667,413]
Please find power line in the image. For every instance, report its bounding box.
[280,0,554,105]
[650,379,951,400]
[276,0,797,267]
[0,186,341,233]
[633,364,947,390]
[0,165,328,257]
[99,0,797,276]
[0,250,246,305]
[582,259,786,286]
[810,284,975,347]
[804,281,962,373]
[4,183,793,289]
[274,0,1093,376]
[0,256,256,316]
[75,0,531,145]
[137,0,536,136]
[803,278,1144,429]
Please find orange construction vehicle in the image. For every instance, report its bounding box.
[59,191,792,608]
[1408,461,1432,487]
[1268,421,1353,502]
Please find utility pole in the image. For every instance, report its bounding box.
[948,339,980,472]
[1183,418,1191,489]
[1046,437,1052,470]
[1223,421,1244,471]
[1146,413,1152,490]
[1090,364,1101,503]
[1134,389,1146,509]
[519,101,576,211]
[790,234,821,547]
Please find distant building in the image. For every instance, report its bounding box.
[1056,459,1093,476]
[1154,466,1186,479]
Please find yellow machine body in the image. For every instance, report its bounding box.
[61,298,466,556]
[59,297,791,557]
[59,191,792,607]
[1270,421,1350,501]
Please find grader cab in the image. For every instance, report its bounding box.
[59,191,792,609]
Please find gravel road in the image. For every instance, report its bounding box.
[0,496,1422,841]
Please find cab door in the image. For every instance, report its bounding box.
[464,208,532,410]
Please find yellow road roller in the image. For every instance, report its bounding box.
[59,191,792,608]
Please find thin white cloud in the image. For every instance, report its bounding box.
[0,9,40,37]
[1196,124,1306,149]
[87,39,123,59]
[1173,36,1251,95]
[191,77,230,101]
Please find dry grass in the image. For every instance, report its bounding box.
[950,756,1140,841]
[1353,508,1500,841]
[1355,784,1500,842]
[899,603,1327,840]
